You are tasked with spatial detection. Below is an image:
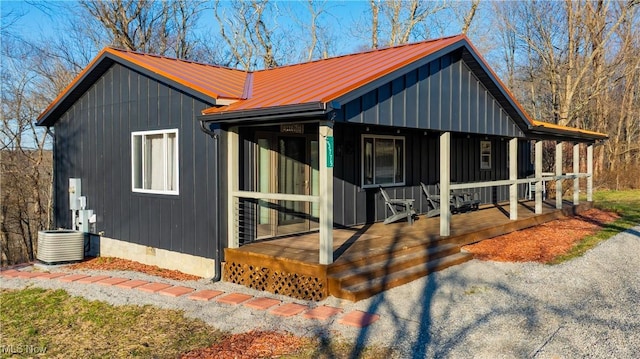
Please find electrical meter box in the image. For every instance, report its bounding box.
[69,178,82,210]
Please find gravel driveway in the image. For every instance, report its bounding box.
[2,226,639,358]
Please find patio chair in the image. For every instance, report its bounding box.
[424,182,480,215]
[379,186,416,225]
[420,182,445,217]
[527,173,549,200]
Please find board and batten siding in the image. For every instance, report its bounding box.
[53,62,221,259]
[339,51,525,138]
[331,124,532,226]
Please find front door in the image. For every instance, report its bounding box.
[256,133,319,238]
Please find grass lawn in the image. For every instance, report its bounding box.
[0,288,225,358]
[550,189,640,264]
[0,288,389,358]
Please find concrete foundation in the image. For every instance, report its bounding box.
[95,236,216,278]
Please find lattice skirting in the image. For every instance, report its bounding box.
[223,261,327,301]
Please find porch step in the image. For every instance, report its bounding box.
[328,240,458,275]
[328,246,472,302]
[328,243,460,288]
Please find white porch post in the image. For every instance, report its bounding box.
[535,140,543,214]
[509,138,518,220]
[555,141,563,209]
[587,144,593,202]
[319,121,334,265]
[573,143,580,205]
[440,132,451,236]
[227,126,239,248]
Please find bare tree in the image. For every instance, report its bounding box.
[213,0,283,70]
[373,0,449,47]
[1,34,53,265]
[492,0,639,189]
[362,0,482,49]
[500,0,631,127]
[460,0,480,34]
[303,0,332,60]
[370,0,380,48]
[78,0,206,59]
[0,1,211,265]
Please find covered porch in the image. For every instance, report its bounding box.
[224,198,593,301]
[219,117,599,301]
[197,37,606,302]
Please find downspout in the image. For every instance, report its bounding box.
[199,120,223,282]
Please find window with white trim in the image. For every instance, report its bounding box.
[480,140,491,170]
[362,135,405,187]
[132,129,179,195]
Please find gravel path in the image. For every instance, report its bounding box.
[2,226,639,358]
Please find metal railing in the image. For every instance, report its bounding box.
[229,191,320,247]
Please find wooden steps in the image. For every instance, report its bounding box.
[328,242,472,302]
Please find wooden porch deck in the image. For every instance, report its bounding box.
[223,200,592,301]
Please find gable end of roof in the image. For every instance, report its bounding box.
[37,48,245,127]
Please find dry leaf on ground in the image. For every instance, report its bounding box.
[463,208,618,263]
[180,330,310,359]
[67,257,201,281]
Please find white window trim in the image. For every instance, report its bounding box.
[361,134,406,188]
[480,140,492,170]
[131,129,179,195]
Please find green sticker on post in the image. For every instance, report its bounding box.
[326,136,334,168]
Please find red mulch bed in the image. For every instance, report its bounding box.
[66,257,201,281]
[463,208,619,263]
[180,331,310,359]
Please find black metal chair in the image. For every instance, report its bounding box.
[379,186,416,225]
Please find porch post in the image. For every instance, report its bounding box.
[587,144,593,202]
[440,132,451,236]
[319,121,334,265]
[573,143,580,205]
[509,138,518,220]
[227,126,240,248]
[555,141,563,209]
[535,140,543,214]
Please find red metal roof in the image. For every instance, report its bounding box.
[37,47,248,124]
[37,35,607,139]
[530,120,607,138]
[202,35,465,114]
[105,48,248,100]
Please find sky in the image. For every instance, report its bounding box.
[1,0,374,56]
[1,0,481,61]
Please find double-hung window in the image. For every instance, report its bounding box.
[132,129,179,195]
[362,135,405,187]
[480,140,491,170]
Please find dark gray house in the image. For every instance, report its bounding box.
[37,35,606,286]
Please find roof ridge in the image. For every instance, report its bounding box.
[104,34,464,75]
[105,47,248,73]
[253,34,465,73]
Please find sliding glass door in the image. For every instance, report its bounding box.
[256,133,319,238]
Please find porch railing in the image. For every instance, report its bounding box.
[449,173,590,191]
[229,190,319,248]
